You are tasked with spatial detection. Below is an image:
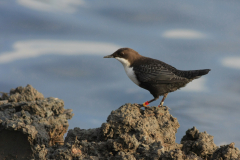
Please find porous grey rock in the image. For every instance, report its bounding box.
[211,142,240,160]
[0,85,239,160]
[65,103,181,159]
[64,104,240,160]
[102,104,180,147]
[181,126,218,160]
[6,84,44,102]
[0,85,73,160]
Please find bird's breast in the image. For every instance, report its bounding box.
[124,66,140,86]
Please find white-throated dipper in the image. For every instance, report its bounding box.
[104,48,210,108]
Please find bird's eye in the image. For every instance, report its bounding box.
[120,52,124,56]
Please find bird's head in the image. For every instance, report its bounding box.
[104,48,141,66]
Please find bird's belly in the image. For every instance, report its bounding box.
[124,67,140,86]
[139,82,189,97]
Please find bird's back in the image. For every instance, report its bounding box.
[132,56,210,84]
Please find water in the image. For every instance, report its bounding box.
[1,0,240,148]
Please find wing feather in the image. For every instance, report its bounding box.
[133,63,188,83]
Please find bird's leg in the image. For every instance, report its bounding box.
[158,93,168,107]
[143,97,159,108]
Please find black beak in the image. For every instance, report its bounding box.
[103,54,114,58]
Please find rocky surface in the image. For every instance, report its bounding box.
[0,85,73,159]
[0,85,239,160]
[212,143,240,160]
[181,127,218,159]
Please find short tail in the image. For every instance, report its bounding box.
[181,69,211,79]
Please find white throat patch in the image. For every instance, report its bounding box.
[115,57,140,86]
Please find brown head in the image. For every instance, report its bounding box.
[104,48,142,66]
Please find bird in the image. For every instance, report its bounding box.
[104,48,210,108]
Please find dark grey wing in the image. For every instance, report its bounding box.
[133,63,188,83]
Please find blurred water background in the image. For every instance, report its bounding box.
[1,0,240,147]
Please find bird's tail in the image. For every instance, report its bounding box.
[181,69,211,79]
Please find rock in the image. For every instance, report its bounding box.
[181,126,218,159]
[65,103,181,159]
[0,85,73,159]
[0,85,239,160]
[102,104,180,148]
[7,84,44,102]
[212,142,240,160]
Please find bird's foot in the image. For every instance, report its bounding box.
[158,102,164,108]
[142,101,150,108]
